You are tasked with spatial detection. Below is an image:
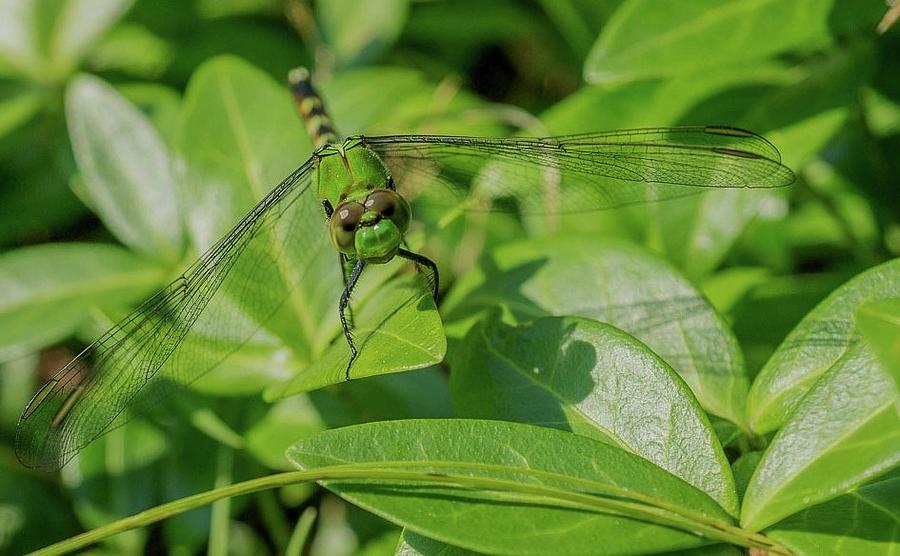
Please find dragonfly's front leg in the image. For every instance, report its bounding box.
[397,248,440,302]
[340,258,366,380]
[339,253,355,328]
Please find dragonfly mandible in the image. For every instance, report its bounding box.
[15,67,795,470]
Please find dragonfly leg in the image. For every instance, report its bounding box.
[397,248,439,302]
[386,175,396,191]
[340,258,366,381]
[322,199,334,218]
[339,253,355,328]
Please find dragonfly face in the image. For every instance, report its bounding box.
[329,188,411,263]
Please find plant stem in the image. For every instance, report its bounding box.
[207,445,233,556]
[28,464,792,556]
[285,506,318,556]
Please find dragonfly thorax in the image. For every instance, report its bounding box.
[316,139,410,263]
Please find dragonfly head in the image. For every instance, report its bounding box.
[329,189,411,264]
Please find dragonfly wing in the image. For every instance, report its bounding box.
[15,159,334,470]
[366,126,795,214]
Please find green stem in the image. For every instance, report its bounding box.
[207,445,233,556]
[28,464,792,556]
[257,490,291,550]
[285,507,318,556]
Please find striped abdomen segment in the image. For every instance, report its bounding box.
[289,67,338,149]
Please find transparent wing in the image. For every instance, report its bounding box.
[366,126,795,213]
[15,160,332,470]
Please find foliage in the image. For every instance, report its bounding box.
[0,1,898,555]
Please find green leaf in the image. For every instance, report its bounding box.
[0,243,165,360]
[266,273,445,397]
[730,451,762,501]
[0,0,43,77]
[544,60,795,133]
[450,315,738,516]
[654,190,785,280]
[397,529,482,555]
[87,23,173,79]
[741,341,900,531]
[747,259,900,433]
[247,369,451,470]
[317,0,409,68]
[765,470,900,556]
[654,46,873,278]
[443,235,749,425]
[736,42,876,171]
[321,66,506,137]
[863,87,900,137]
[44,0,135,80]
[287,419,731,555]
[176,53,310,250]
[0,0,134,81]
[726,271,851,375]
[0,463,80,554]
[0,82,43,139]
[856,299,900,393]
[195,0,280,19]
[585,0,832,84]
[66,73,184,262]
[116,82,181,144]
[176,55,322,363]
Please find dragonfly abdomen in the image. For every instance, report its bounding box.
[289,67,338,149]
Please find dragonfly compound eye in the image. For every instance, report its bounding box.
[364,189,411,233]
[330,201,365,254]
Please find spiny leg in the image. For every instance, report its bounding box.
[339,258,366,381]
[339,253,355,328]
[325,201,357,329]
[397,248,440,302]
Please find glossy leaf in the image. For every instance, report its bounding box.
[747,258,900,433]
[655,190,785,281]
[585,0,832,84]
[66,73,184,262]
[443,235,748,425]
[288,419,731,555]
[742,341,900,531]
[248,369,451,469]
[856,299,900,392]
[397,529,482,555]
[0,243,164,360]
[450,315,738,516]
[266,273,444,397]
[766,470,900,556]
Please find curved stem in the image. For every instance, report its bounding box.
[29,463,792,556]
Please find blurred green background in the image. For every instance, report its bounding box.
[1,0,898,554]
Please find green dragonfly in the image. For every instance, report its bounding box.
[16,67,795,470]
